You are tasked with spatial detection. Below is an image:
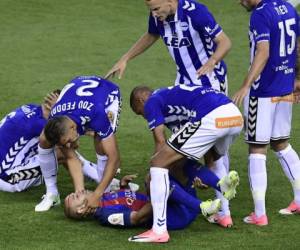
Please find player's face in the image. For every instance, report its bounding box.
[239,0,259,11]
[133,102,145,117]
[145,0,175,21]
[58,119,80,148]
[65,191,91,218]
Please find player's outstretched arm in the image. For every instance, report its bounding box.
[61,147,85,192]
[196,31,231,77]
[105,32,159,79]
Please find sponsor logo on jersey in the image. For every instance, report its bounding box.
[163,36,191,48]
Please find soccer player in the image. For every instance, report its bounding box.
[0,90,101,194]
[128,84,242,242]
[64,160,238,232]
[106,0,231,91]
[106,0,234,226]
[36,76,122,213]
[233,0,300,226]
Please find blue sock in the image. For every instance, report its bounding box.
[169,178,201,213]
[184,161,221,192]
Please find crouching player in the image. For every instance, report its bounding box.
[0,90,101,197]
[64,160,239,232]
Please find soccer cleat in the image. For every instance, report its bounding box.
[200,199,221,217]
[217,170,239,200]
[35,193,61,212]
[279,201,300,215]
[207,214,233,228]
[243,212,268,226]
[128,229,170,243]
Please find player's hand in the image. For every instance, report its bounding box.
[293,92,300,103]
[77,191,100,216]
[120,174,138,187]
[44,92,59,110]
[196,58,216,78]
[84,130,95,137]
[191,177,208,189]
[232,86,249,107]
[105,59,128,79]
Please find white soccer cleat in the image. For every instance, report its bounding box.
[35,193,61,212]
[217,170,239,200]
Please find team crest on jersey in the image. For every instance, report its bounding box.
[107,111,114,123]
[180,21,189,31]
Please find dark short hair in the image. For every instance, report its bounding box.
[44,116,69,145]
[129,86,152,111]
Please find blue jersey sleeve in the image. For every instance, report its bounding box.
[90,107,114,139]
[144,97,165,130]
[148,13,160,35]
[190,4,223,39]
[250,11,270,43]
[94,207,132,227]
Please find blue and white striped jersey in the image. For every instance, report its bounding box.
[0,104,45,172]
[148,0,227,90]
[249,0,300,97]
[144,85,231,132]
[50,76,120,139]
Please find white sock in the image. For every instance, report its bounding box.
[248,154,267,217]
[75,152,99,183]
[96,154,108,182]
[38,145,58,195]
[96,154,112,192]
[222,153,230,174]
[275,144,300,204]
[211,158,230,216]
[150,167,169,234]
[83,162,99,183]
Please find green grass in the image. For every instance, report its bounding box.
[0,0,300,249]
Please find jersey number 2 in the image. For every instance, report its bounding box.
[57,80,100,102]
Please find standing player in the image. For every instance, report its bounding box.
[106,0,231,91]
[233,0,300,226]
[106,0,234,226]
[36,76,122,213]
[128,84,242,242]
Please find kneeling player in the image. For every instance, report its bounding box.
[0,91,100,198]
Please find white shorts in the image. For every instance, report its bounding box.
[167,103,243,161]
[243,94,293,144]
[0,156,42,192]
[105,95,122,133]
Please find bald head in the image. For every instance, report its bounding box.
[130,86,153,116]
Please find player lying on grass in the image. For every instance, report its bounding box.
[64,159,239,231]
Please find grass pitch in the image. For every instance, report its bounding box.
[0,0,300,249]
